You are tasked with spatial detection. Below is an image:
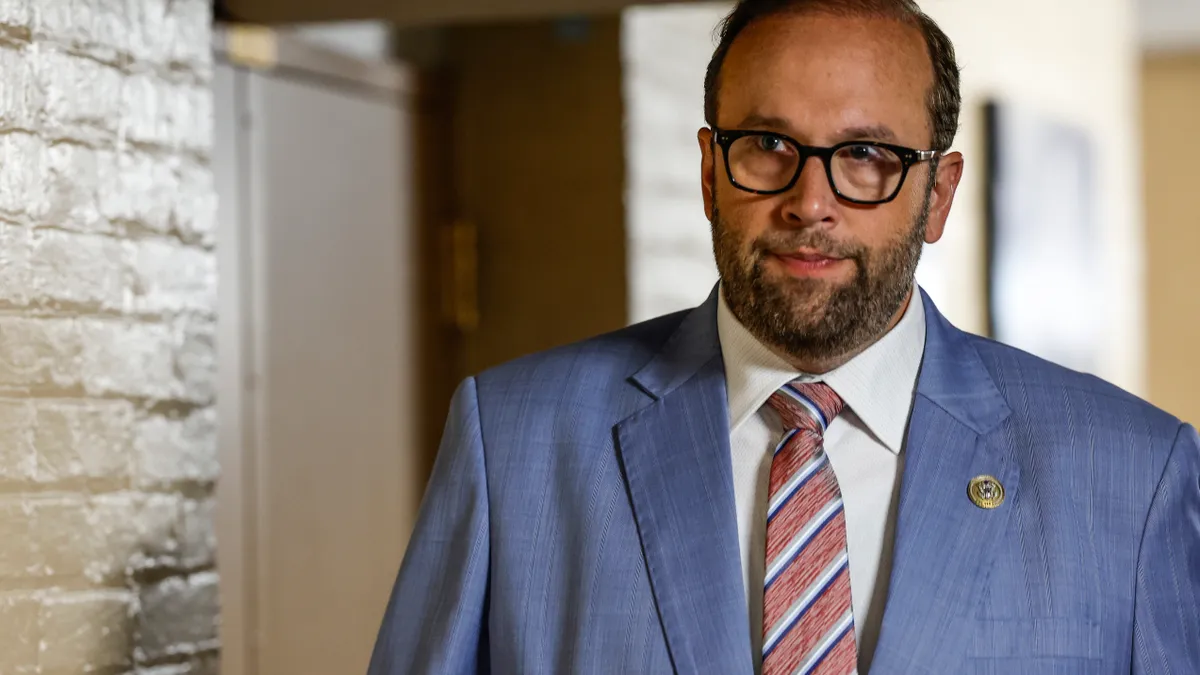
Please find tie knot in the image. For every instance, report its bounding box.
[767,381,844,433]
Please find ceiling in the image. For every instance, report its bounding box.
[1140,0,1200,50]
[222,0,1200,50]
[221,0,685,25]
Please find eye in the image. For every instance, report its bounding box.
[756,134,789,153]
[844,144,884,162]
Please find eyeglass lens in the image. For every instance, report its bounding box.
[726,134,905,202]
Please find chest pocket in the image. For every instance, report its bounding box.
[962,618,1106,675]
[967,618,1102,659]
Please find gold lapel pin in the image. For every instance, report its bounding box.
[968,475,1005,509]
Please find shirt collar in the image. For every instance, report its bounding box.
[716,285,927,454]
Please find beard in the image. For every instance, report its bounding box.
[712,182,932,366]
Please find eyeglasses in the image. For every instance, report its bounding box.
[710,128,940,205]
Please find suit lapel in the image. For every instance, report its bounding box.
[615,289,754,675]
[870,291,1019,674]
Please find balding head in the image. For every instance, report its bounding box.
[704,0,961,151]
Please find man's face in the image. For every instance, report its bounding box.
[699,11,963,369]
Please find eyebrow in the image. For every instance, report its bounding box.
[734,113,795,132]
[833,125,900,144]
[732,114,901,145]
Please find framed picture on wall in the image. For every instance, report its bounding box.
[984,100,1103,374]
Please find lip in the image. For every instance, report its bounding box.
[768,251,849,278]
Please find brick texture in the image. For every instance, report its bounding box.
[0,0,218,672]
[137,572,219,662]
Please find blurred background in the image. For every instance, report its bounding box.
[0,0,1194,673]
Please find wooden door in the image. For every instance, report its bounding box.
[412,17,631,452]
[447,17,630,376]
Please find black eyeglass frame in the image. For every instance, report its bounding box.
[710,127,941,205]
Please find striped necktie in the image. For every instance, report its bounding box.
[762,382,857,675]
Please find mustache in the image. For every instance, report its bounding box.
[751,231,865,260]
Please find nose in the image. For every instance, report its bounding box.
[781,155,839,227]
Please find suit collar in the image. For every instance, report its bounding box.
[629,285,1010,429]
[628,285,723,401]
[914,288,1011,435]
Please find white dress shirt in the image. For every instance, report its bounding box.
[716,287,926,674]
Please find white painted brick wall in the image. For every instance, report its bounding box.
[0,0,218,672]
[621,4,730,323]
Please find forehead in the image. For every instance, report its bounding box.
[717,11,934,145]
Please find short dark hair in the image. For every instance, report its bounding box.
[703,0,962,152]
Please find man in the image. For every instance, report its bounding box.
[369,0,1200,673]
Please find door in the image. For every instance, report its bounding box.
[215,37,422,675]
[435,17,631,379]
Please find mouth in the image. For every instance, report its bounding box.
[767,249,851,279]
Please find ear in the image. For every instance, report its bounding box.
[923,151,963,244]
[698,127,716,222]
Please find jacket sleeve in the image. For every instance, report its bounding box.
[1132,422,1200,674]
[368,378,491,674]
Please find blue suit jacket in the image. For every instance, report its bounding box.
[369,289,1200,674]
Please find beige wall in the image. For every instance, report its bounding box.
[1143,54,1200,424]
[921,0,1144,393]
[622,0,1144,393]
[0,0,218,672]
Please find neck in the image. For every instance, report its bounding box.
[767,288,915,374]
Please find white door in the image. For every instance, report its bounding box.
[215,42,421,675]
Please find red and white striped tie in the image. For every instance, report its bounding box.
[762,382,857,675]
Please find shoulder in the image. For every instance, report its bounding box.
[472,308,689,409]
[963,333,1184,447]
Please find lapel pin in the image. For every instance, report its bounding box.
[968,475,1005,509]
